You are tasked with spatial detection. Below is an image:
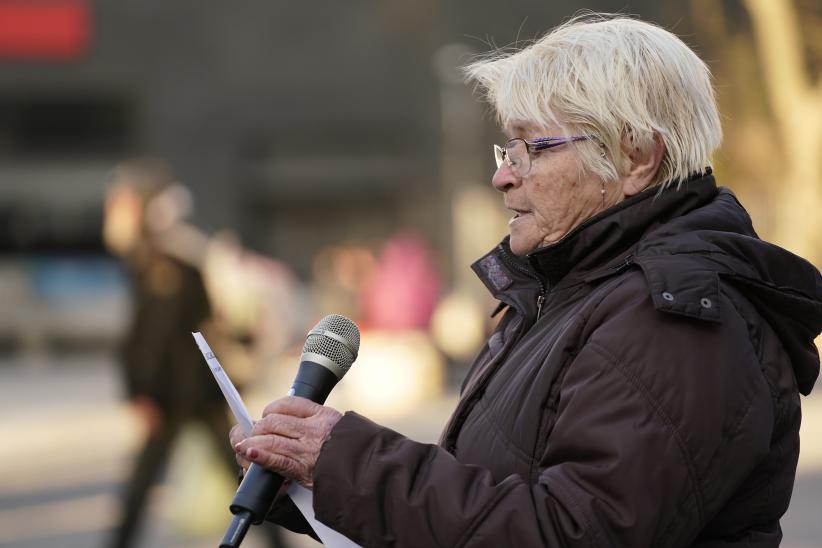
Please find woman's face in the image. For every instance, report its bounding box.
[493,120,611,256]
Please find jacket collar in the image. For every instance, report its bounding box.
[471,172,718,310]
[526,172,718,287]
[473,171,822,395]
[471,238,542,317]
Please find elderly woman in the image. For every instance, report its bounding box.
[232,15,822,547]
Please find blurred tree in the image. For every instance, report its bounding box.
[743,0,822,264]
[691,0,822,264]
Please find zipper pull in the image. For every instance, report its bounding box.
[536,294,545,320]
[616,254,634,271]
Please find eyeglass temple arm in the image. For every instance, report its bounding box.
[529,136,593,151]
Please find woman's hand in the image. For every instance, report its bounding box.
[229,422,252,472]
[233,396,343,488]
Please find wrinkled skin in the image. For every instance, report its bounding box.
[231,396,343,489]
[495,119,663,256]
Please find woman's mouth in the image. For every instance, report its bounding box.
[509,208,532,225]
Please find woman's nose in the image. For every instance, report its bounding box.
[491,163,520,192]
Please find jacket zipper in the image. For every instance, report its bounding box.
[617,254,634,272]
[445,251,632,454]
[443,309,530,453]
[582,253,636,283]
[443,245,548,453]
[497,243,548,321]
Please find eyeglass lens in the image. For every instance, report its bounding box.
[494,140,530,177]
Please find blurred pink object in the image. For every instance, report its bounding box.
[360,232,441,330]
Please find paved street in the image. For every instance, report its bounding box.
[0,356,819,547]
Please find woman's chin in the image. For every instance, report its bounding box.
[508,235,537,257]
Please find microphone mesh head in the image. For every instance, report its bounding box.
[302,314,360,373]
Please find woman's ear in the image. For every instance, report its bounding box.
[622,132,665,197]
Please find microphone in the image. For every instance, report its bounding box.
[220,314,360,548]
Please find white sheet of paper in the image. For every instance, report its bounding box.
[287,483,362,548]
[192,331,254,436]
[192,332,362,548]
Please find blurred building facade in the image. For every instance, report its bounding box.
[0,0,819,352]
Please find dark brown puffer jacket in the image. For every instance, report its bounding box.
[310,174,822,547]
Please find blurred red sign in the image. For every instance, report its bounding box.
[0,0,90,60]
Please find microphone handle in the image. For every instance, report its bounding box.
[219,361,340,548]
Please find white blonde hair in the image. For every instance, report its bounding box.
[464,14,722,188]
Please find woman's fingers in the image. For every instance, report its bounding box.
[251,412,304,439]
[229,424,252,470]
[235,434,308,483]
[234,450,251,471]
[235,400,343,488]
[262,396,322,419]
[229,423,246,446]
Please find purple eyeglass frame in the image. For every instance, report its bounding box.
[494,135,595,170]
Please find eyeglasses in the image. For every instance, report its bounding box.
[493,136,594,178]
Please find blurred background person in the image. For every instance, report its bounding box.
[102,159,289,548]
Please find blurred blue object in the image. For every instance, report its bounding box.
[27,255,128,302]
[0,255,132,351]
